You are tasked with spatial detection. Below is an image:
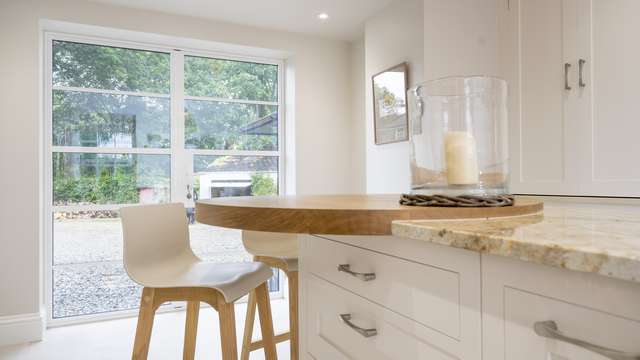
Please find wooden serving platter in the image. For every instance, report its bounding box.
[195,195,543,236]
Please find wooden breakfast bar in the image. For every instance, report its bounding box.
[195,194,543,235]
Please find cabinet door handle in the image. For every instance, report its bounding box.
[339,314,377,338]
[565,63,572,90]
[579,59,586,87]
[534,321,640,360]
[337,264,376,281]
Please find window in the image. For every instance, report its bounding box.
[46,35,283,322]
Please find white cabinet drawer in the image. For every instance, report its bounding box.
[504,287,640,359]
[305,273,466,360]
[303,235,460,339]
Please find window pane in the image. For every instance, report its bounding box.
[193,155,278,198]
[53,90,170,148]
[52,153,170,206]
[185,56,278,102]
[189,156,280,293]
[185,99,277,150]
[53,40,170,94]
[53,211,141,318]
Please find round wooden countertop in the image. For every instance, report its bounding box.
[195,194,543,236]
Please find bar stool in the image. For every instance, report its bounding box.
[240,231,299,360]
[120,203,278,360]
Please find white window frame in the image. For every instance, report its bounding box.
[42,24,287,327]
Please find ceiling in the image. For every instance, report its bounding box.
[91,0,397,40]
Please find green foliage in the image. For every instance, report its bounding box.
[52,90,171,148]
[53,41,171,148]
[250,173,277,196]
[184,56,277,101]
[184,56,278,151]
[53,41,170,93]
[53,40,278,151]
[53,172,139,205]
[52,153,170,205]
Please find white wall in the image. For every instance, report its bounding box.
[364,0,424,193]
[349,38,367,193]
[0,0,354,338]
[423,0,499,79]
[361,0,500,194]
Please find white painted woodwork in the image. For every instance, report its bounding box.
[303,235,460,338]
[500,0,575,195]
[500,0,640,196]
[313,234,483,357]
[482,254,640,360]
[576,0,640,196]
[305,274,462,360]
[299,235,482,360]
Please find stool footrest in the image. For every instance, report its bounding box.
[247,331,291,351]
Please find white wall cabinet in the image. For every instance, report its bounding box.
[501,0,640,197]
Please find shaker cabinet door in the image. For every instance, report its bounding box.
[500,0,579,195]
[575,0,640,196]
[481,255,640,360]
[502,287,640,360]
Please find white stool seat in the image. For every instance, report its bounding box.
[121,203,273,303]
[242,230,298,259]
[127,257,273,303]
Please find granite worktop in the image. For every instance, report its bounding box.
[392,199,640,283]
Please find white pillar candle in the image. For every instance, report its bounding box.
[444,131,479,185]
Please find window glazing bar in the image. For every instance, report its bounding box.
[52,85,170,98]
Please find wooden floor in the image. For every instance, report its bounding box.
[0,299,292,360]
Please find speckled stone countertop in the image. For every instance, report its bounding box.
[392,199,640,283]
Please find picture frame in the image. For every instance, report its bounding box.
[372,62,409,145]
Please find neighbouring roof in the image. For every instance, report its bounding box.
[206,155,278,172]
[239,112,278,135]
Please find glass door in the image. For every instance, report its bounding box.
[181,54,283,292]
[45,33,284,324]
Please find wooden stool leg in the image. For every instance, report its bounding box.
[132,287,157,360]
[255,282,278,360]
[287,271,299,360]
[240,291,257,360]
[183,301,200,360]
[217,296,238,360]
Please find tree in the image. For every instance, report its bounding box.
[184,56,278,151]
[250,173,277,196]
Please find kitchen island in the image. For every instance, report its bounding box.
[196,196,640,360]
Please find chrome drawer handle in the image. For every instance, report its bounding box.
[339,314,377,338]
[565,63,572,90]
[337,264,376,281]
[534,321,640,360]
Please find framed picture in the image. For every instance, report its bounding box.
[372,62,409,145]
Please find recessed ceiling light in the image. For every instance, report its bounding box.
[317,13,329,20]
